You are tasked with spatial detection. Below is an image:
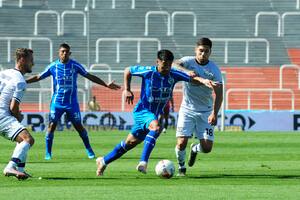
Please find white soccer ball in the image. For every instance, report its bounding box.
[155,159,175,179]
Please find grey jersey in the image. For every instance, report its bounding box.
[180,56,222,112]
[0,69,26,115]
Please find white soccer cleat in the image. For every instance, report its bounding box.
[3,166,28,180]
[96,157,106,176]
[136,161,147,174]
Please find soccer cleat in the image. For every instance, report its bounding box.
[45,153,52,160]
[136,161,147,174]
[96,157,106,176]
[3,167,28,180]
[188,143,198,167]
[176,167,186,177]
[86,148,95,159]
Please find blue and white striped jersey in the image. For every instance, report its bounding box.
[130,65,191,116]
[39,59,88,106]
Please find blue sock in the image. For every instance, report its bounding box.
[45,132,54,155]
[140,130,160,163]
[104,141,131,165]
[79,129,92,150]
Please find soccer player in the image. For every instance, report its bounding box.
[26,43,120,160]
[96,49,216,176]
[174,37,223,176]
[158,97,174,133]
[1,48,35,180]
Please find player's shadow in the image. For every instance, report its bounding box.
[189,174,300,179]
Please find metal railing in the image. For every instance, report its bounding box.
[144,11,171,36]
[177,38,270,64]
[279,64,300,89]
[72,0,135,9]
[34,10,61,36]
[255,11,300,37]
[171,11,197,36]
[95,37,161,63]
[61,10,87,36]
[281,12,300,36]
[255,12,281,37]
[0,37,53,63]
[226,88,295,111]
[145,11,197,36]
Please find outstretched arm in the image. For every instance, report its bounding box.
[123,67,134,104]
[85,73,121,90]
[26,75,42,84]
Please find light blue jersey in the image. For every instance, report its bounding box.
[40,59,88,106]
[130,65,191,140]
[40,59,87,124]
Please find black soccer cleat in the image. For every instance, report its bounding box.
[188,143,198,167]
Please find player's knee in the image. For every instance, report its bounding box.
[149,121,160,132]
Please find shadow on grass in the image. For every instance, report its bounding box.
[188,174,300,179]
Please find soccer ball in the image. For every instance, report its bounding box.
[155,159,175,179]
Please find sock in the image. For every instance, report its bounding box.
[104,140,132,165]
[192,143,203,153]
[10,141,31,169]
[79,129,92,150]
[45,132,54,155]
[140,130,160,163]
[175,147,186,168]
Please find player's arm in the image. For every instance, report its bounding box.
[123,67,134,104]
[191,76,218,89]
[10,98,23,122]
[85,73,121,90]
[26,75,42,83]
[173,59,196,77]
[208,83,223,126]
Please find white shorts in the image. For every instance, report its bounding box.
[0,114,26,141]
[176,108,214,141]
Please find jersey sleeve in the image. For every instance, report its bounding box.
[74,61,88,76]
[13,82,26,103]
[179,56,194,69]
[39,64,52,80]
[129,65,152,77]
[171,68,191,82]
[212,64,223,84]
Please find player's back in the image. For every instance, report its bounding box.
[0,69,26,115]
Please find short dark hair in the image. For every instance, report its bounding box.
[157,49,174,62]
[196,37,212,48]
[15,48,33,62]
[59,43,71,50]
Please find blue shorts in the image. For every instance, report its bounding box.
[49,103,81,125]
[131,110,157,140]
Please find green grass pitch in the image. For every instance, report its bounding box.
[1,130,300,200]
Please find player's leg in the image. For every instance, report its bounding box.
[67,105,95,159]
[96,133,143,176]
[45,105,62,160]
[188,111,214,167]
[162,104,170,133]
[175,137,188,176]
[138,118,161,174]
[1,116,34,179]
[175,108,195,176]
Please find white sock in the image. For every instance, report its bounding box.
[192,143,203,153]
[12,141,31,163]
[175,147,186,168]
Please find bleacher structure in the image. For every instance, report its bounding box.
[0,0,300,112]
